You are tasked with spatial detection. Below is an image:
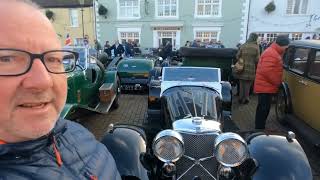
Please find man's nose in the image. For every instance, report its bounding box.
[22,58,53,90]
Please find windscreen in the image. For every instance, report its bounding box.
[63,47,87,69]
[163,67,219,82]
[162,86,220,122]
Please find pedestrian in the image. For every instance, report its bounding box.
[217,40,225,48]
[184,41,191,47]
[94,39,102,52]
[254,35,290,129]
[104,40,112,57]
[236,33,260,104]
[0,0,121,179]
[110,40,125,57]
[163,40,173,59]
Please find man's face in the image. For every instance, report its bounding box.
[0,2,66,142]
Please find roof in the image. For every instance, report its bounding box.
[290,40,320,48]
[32,0,93,8]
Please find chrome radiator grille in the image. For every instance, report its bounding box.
[176,132,219,180]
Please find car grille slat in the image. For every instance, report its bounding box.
[176,132,219,180]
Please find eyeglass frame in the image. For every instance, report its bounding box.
[0,48,79,76]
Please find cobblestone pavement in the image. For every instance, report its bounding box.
[80,93,320,179]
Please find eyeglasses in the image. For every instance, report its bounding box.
[0,49,79,76]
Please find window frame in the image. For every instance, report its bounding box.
[193,27,221,43]
[69,9,79,27]
[307,49,320,83]
[288,46,311,75]
[117,0,141,20]
[194,0,222,18]
[117,27,141,44]
[286,0,309,15]
[155,0,179,19]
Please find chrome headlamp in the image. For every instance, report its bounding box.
[152,130,184,162]
[215,133,249,167]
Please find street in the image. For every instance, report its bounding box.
[80,93,320,180]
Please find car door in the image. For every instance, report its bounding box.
[302,50,320,131]
[286,47,320,131]
[285,46,311,123]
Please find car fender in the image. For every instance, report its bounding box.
[101,126,149,180]
[60,103,77,119]
[279,82,292,113]
[247,133,312,180]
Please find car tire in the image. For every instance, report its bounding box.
[112,77,121,109]
[275,88,289,125]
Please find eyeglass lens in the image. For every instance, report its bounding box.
[0,50,76,76]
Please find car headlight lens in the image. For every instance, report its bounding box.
[215,133,249,167]
[152,130,184,162]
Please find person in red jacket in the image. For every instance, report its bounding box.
[254,35,290,129]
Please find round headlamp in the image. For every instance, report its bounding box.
[152,130,184,162]
[215,133,249,167]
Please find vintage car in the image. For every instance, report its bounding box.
[117,57,154,91]
[59,46,121,119]
[276,40,320,148]
[101,54,312,179]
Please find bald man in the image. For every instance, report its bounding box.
[0,1,121,179]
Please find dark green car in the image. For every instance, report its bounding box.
[117,57,154,90]
[60,47,121,119]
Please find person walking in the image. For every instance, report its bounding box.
[236,33,260,104]
[254,35,289,129]
[110,40,125,57]
[103,40,112,57]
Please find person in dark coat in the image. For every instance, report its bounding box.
[163,41,173,59]
[236,33,260,104]
[0,1,121,179]
[254,35,289,129]
[103,40,112,57]
[110,40,125,57]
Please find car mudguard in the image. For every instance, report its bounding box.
[104,71,117,84]
[60,103,77,119]
[101,126,149,180]
[279,82,292,113]
[221,81,232,112]
[247,133,312,180]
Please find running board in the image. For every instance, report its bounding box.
[286,114,320,148]
[94,95,117,114]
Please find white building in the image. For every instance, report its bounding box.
[243,0,320,43]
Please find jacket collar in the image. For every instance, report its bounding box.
[0,118,67,157]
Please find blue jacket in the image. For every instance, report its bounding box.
[0,119,121,180]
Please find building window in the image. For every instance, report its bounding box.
[117,0,140,19]
[117,28,141,44]
[193,27,221,43]
[266,33,278,43]
[156,0,178,18]
[195,0,221,17]
[120,32,140,43]
[69,9,79,27]
[286,0,308,15]
[291,33,303,40]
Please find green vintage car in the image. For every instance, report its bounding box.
[60,46,121,119]
[276,40,320,147]
[117,57,155,90]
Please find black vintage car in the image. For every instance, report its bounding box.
[101,48,312,180]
